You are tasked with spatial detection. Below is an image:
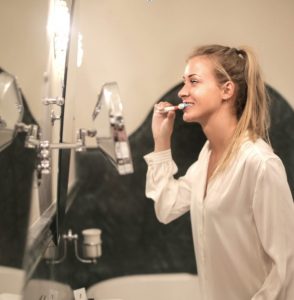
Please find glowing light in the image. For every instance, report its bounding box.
[47,0,70,75]
[77,33,84,68]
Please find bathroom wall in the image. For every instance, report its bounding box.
[70,0,294,140]
[1,0,294,144]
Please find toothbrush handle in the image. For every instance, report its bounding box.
[159,106,178,113]
[163,106,179,112]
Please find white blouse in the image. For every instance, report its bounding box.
[144,138,294,300]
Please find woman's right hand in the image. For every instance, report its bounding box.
[152,102,176,152]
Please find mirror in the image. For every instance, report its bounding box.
[93,82,133,175]
[0,0,75,295]
[0,69,24,151]
[0,0,75,287]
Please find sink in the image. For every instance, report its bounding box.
[23,279,73,300]
[0,266,25,294]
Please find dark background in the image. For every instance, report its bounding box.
[29,83,294,289]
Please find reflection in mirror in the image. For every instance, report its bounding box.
[0,69,38,296]
[93,82,134,175]
[24,0,75,278]
[0,69,24,151]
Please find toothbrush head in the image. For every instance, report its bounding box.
[178,103,191,110]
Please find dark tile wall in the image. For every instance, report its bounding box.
[0,98,37,268]
[31,84,294,290]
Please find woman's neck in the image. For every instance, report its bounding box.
[202,114,238,156]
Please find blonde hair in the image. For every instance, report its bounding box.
[188,45,270,173]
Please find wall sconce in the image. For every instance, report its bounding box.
[43,228,102,264]
[0,68,134,177]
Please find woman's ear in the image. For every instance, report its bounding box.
[221,81,235,101]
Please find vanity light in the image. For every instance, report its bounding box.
[47,0,70,75]
[77,33,84,68]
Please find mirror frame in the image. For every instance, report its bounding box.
[53,0,76,245]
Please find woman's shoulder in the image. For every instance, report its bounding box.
[240,138,285,173]
[242,138,274,159]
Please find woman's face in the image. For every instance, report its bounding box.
[178,55,225,125]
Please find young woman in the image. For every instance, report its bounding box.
[144,45,294,300]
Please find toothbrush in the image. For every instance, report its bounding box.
[157,103,191,113]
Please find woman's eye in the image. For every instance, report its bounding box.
[190,79,198,84]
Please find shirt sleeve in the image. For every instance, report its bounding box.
[252,157,294,300]
[144,149,197,224]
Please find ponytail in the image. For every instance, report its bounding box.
[238,46,270,142]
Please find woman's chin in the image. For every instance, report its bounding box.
[183,112,197,123]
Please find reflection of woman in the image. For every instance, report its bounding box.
[144,45,294,300]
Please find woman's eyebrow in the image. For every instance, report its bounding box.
[188,73,201,78]
[182,74,201,80]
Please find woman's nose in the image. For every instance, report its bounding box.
[178,84,189,99]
